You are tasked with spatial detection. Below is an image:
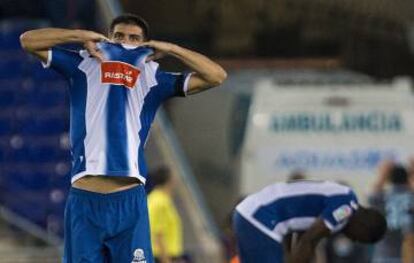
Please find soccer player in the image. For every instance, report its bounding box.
[147,167,186,263]
[20,14,226,263]
[233,180,387,263]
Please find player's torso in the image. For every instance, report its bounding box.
[68,46,159,185]
[236,181,353,241]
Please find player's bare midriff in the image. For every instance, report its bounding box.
[72,175,141,194]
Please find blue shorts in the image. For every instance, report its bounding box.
[233,211,283,263]
[63,185,153,263]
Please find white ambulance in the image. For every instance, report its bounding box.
[240,77,414,199]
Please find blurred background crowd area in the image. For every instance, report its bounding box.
[0,0,414,262]
[2,0,414,76]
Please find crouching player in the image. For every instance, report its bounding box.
[233,180,387,263]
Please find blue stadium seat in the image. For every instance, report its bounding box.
[1,79,31,106]
[17,117,68,136]
[0,18,69,233]
[0,79,24,90]
[29,144,66,162]
[0,148,5,163]
[8,146,31,162]
[5,171,49,190]
[30,63,63,81]
[31,89,66,108]
[0,118,12,135]
[0,60,25,79]
[0,34,21,50]
[3,191,49,227]
[49,176,71,188]
[37,80,68,90]
[16,117,37,135]
[0,137,10,162]
[0,89,15,107]
[36,117,68,135]
[13,91,33,106]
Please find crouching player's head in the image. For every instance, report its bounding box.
[342,207,387,243]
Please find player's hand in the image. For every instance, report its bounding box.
[84,41,105,62]
[140,40,175,61]
[82,31,109,62]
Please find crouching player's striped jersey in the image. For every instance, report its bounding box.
[43,42,191,184]
[236,181,359,242]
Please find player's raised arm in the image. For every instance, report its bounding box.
[288,219,330,263]
[20,28,109,62]
[142,40,227,94]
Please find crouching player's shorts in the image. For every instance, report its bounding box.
[63,185,153,263]
[233,211,284,263]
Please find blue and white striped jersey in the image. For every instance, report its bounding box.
[43,42,191,184]
[236,181,359,242]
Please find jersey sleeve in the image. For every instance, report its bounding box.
[42,47,83,78]
[154,69,192,99]
[322,190,359,233]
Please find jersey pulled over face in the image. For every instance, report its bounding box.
[236,181,359,242]
[43,42,190,184]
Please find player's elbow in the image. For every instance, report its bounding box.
[209,68,227,87]
[20,31,38,52]
[19,32,31,51]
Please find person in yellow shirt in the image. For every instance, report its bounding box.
[148,167,186,263]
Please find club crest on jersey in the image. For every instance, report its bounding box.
[333,204,352,222]
[101,61,140,89]
[131,248,146,263]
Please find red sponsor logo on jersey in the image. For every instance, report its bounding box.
[101,61,140,89]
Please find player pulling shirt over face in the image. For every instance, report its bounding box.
[20,13,227,263]
[44,42,190,263]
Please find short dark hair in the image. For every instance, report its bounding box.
[342,207,387,243]
[149,167,171,187]
[389,165,409,185]
[109,13,150,40]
